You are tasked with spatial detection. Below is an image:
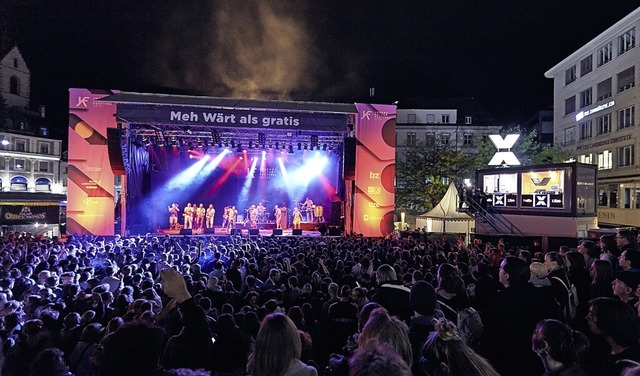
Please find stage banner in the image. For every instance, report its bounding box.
[68,88,119,235]
[116,104,349,132]
[0,204,60,225]
[352,104,396,237]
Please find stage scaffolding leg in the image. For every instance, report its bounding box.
[120,174,127,236]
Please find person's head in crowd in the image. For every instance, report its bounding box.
[351,287,368,306]
[328,282,339,299]
[376,264,397,284]
[612,271,640,303]
[247,312,308,376]
[578,240,600,260]
[287,306,304,330]
[587,297,640,350]
[105,317,124,335]
[412,270,424,283]
[531,319,590,374]
[358,308,413,368]
[268,268,281,283]
[349,341,412,376]
[619,250,640,271]
[436,263,465,294]
[558,245,570,257]
[565,250,587,273]
[617,229,636,248]
[517,250,532,265]
[499,256,530,288]
[600,235,619,254]
[529,262,550,282]
[410,281,437,317]
[356,302,381,333]
[420,318,499,376]
[544,251,565,274]
[31,347,70,376]
[591,259,614,284]
[97,319,167,376]
[222,303,235,315]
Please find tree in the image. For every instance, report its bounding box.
[396,139,470,214]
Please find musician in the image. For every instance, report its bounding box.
[222,205,230,228]
[314,204,324,223]
[183,202,194,229]
[274,205,282,229]
[279,204,288,230]
[292,207,302,230]
[304,197,314,222]
[168,203,179,230]
[196,203,206,230]
[227,205,238,230]
[249,205,258,228]
[205,204,215,229]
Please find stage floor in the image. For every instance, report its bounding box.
[156,226,323,237]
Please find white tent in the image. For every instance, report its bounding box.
[415,183,475,240]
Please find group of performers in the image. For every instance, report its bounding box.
[167,197,325,232]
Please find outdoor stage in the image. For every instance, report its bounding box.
[156,226,325,237]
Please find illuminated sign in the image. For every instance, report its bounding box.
[575,101,615,121]
[488,134,520,166]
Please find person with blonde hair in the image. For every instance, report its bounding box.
[247,312,317,376]
[420,318,499,376]
[371,264,411,323]
[358,307,413,369]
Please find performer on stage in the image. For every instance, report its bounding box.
[304,197,314,222]
[315,204,324,223]
[183,202,194,229]
[257,201,266,223]
[222,205,230,228]
[292,207,302,230]
[168,203,179,230]
[205,204,215,229]
[227,205,238,231]
[280,204,288,230]
[249,205,258,228]
[196,203,206,230]
[274,205,282,229]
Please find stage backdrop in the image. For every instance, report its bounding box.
[68,89,118,235]
[352,104,396,237]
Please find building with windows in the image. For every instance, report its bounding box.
[545,7,640,227]
[523,110,554,148]
[395,97,503,160]
[0,46,66,236]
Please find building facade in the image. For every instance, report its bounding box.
[545,7,640,227]
[395,97,503,161]
[0,46,66,236]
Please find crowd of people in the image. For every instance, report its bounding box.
[2,228,640,375]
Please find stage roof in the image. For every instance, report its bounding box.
[99,91,358,115]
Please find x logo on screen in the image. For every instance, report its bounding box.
[494,195,505,205]
[535,195,548,207]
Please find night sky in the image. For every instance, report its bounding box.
[2,1,639,139]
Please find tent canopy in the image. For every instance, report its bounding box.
[419,183,473,220]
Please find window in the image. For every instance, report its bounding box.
[10,176,27,191]
[597,78,612,101]
[425,133,436,145]
[580,88,592,108]
[597,113,612,135]
[598,150,612,170]
[441,114,450,124]
[426,114,435,123]
[441,133,450,144]
[597,42,613,66]
[579,120,592,139]
[39,143,50,155]
[463,134,473,146]
[565,65,577,85]
[9,76,19,95]
[578,154,593,164]
[565,96,576,115]
[609,184,618,208]
[407,114,416,124]
[12,58,18,68]
[618,28,635,55]
[0,158,3,169]
[564,127,575,145]
[580,56,593,76]
[617,66,635,92]
[465,116,472,124]
[406,132,416,146]
[15,140,25,152]
[39,161,49,172]
[618,106,635,129]
[35,178,51,192]
[14,159,25,171]
[617,145,635,167]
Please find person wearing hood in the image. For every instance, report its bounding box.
[408,280,444,376]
